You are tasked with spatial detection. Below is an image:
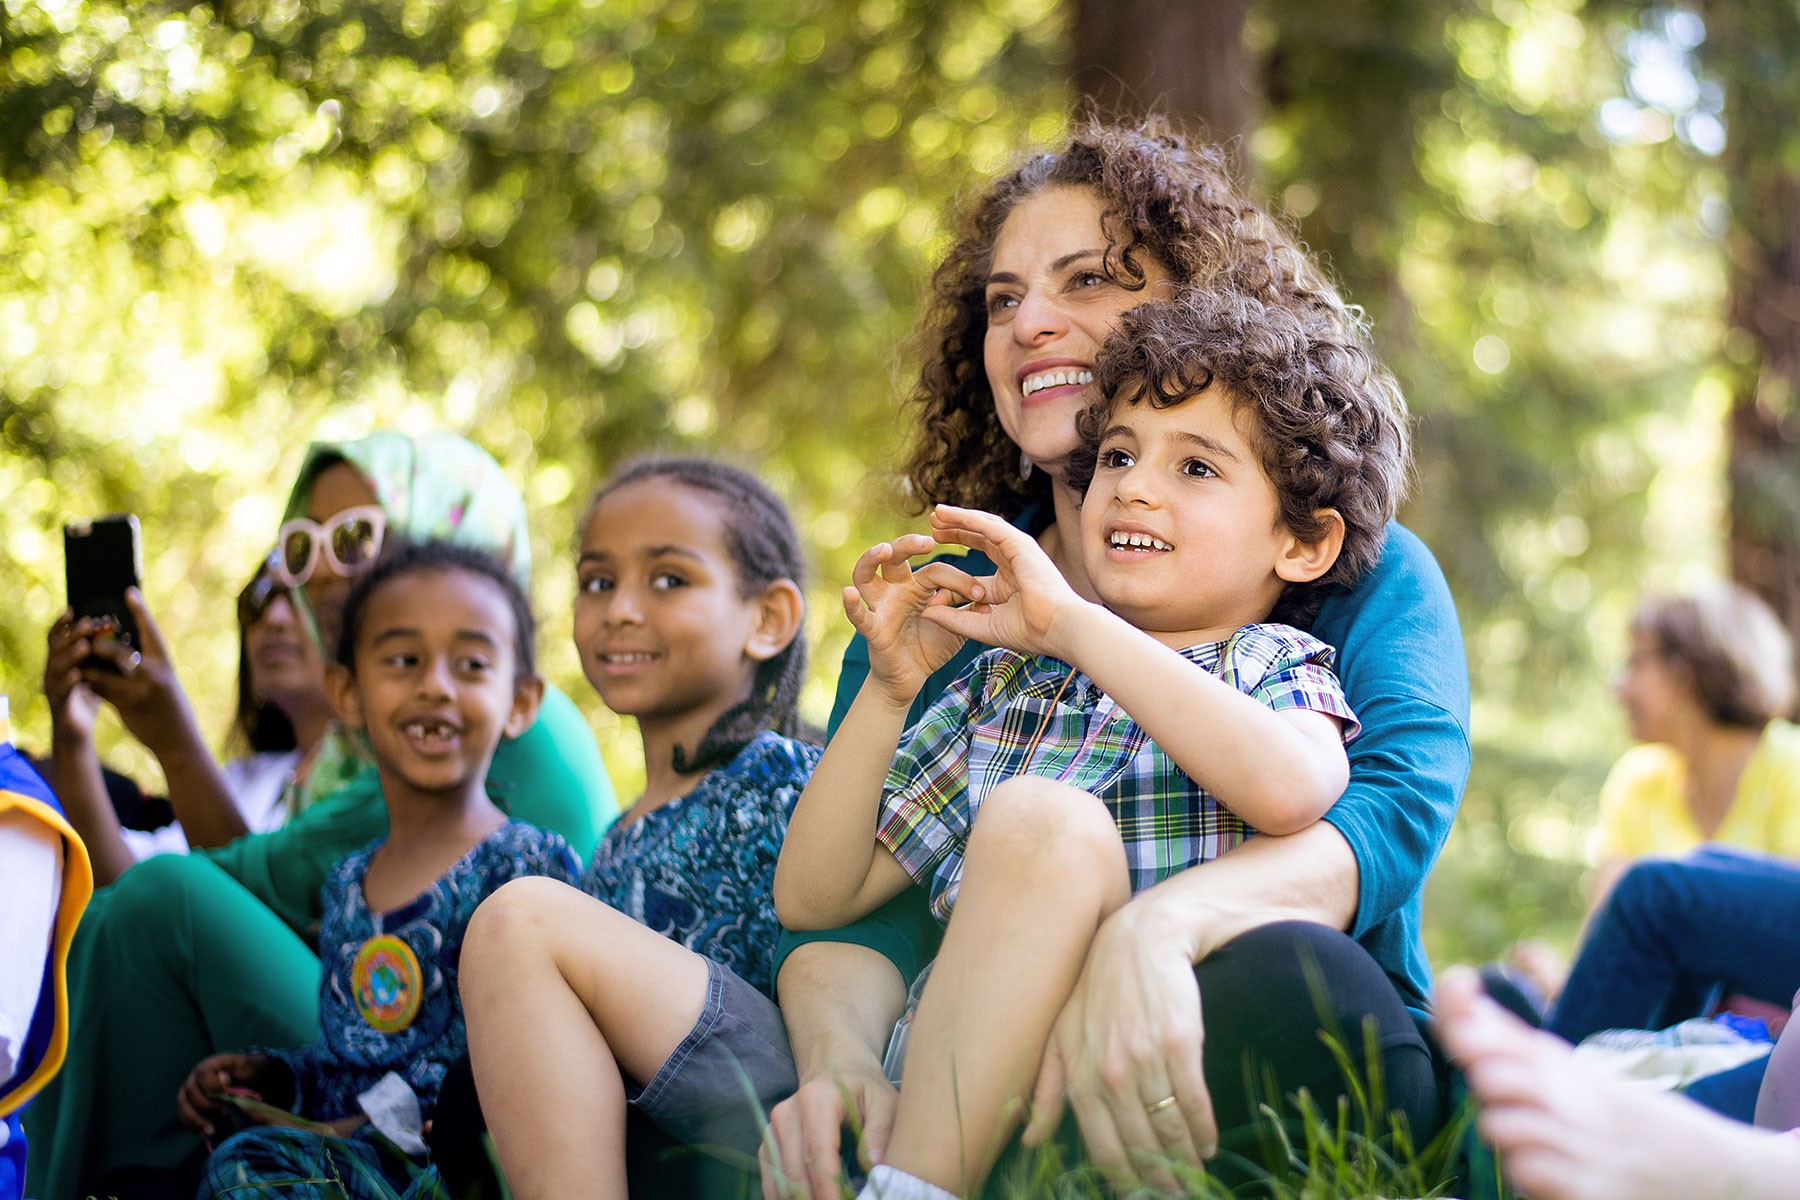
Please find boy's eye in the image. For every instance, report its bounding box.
[457,656,492,674]
[578,575,614,594]
[1183,459,1217,479]
[650,572,688,590]
[382,652,418,669]
[1098,447,1134,469]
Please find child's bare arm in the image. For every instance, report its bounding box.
[774,681,920,929]
[1042,609,1346,832]
[924,506,1346,832]
[773,535,978,930]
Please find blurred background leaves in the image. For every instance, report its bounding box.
[4,0,1796,963]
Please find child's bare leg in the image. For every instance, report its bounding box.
[1436,966,1800,1200]
[884,777,1131,1195]
[460,877,711,1200]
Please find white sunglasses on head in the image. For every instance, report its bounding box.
[272,505,388,587]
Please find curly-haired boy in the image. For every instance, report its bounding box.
[775,285,1409,1200]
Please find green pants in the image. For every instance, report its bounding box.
[24,853,322,1198]
[23,685,615,1200]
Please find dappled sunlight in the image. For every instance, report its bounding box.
[2,0,1791,971]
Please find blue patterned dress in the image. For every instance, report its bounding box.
[581,730,821,996]
[197,821,579,1200]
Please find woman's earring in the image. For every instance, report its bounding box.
[1019,449,1034,481]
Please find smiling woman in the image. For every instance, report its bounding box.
[764,114,1471,1200]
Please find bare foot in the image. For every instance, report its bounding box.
[1435,966,1800,1200]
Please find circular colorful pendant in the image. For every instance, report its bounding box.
[350,933,424,1033]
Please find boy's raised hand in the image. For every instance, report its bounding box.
[845,533,981,705]
[922,505,1085,660]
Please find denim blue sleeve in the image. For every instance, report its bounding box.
[1310,523,1471,1007]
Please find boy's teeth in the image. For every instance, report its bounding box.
[603,652,655,663]
[1021,368,1093,396]
[1109,532,1173,551]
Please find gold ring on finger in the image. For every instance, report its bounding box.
[1146,1094,1178,1115]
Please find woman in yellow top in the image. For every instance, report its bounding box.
[1501,582,1800,1014]
[1591,580,1800,903]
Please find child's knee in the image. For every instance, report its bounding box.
[968,778,1124,877]
[465,875,576,959]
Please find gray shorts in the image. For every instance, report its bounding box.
[627,955,797,1156]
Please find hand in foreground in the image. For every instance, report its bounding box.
[176,1053,289,1138]
[44,612,106,744]
[78,589,200,757]
[760,1060,898,1200]
[921,505,1086,661]
[1023,895,1216,1193]
[844,533,982,705]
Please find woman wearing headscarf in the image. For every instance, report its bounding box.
[24,431,618,1200]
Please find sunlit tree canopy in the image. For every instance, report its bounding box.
[5,0,1796,958]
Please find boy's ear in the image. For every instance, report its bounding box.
[503,674,546,740]
[744,579,805,664]
[1275,509,1346,585]
[325,664,364,729]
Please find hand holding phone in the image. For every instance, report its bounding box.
[63,514,142,665]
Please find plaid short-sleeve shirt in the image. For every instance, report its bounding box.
[875,622,1358,924]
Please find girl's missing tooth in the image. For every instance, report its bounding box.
[461,459,820,1200]
[180,543,581,1200]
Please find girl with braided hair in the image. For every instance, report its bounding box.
[460,457,821,1195]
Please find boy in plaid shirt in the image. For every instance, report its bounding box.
[774,287,1406,1200]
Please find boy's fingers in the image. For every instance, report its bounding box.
[911,562,981,604]
[856,1084,896,1168]
[890,532,936,559]
[850,544,891,589]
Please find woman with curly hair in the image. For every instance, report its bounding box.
[762,115,1470,1198]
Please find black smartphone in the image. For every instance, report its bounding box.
[64,514,142,658]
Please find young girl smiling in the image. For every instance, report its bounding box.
[178,543,581,1199]
[461,459,820,1199]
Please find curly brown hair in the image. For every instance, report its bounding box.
[905,112,1361,518]
[1068,288,1411,623]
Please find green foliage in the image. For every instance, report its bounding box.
[0,0,1072,787]
[0,0,1755,955]
[1249,0,1742,958]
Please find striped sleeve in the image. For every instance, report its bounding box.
[1221,624,1360,743]
[875,657,991,885]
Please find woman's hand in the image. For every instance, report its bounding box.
[77,589,200,759]
[922,505,1087,662]
[844,534,980,706]
[1023,894,1216,1193]
[44,612,105,744]
[176,1053,288,1138]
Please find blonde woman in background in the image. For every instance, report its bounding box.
[1503,581,1800,1021]
[1590,581,1800,901]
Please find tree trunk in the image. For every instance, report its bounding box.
[1705,0,1800,696]
[1070,0,1254,143]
